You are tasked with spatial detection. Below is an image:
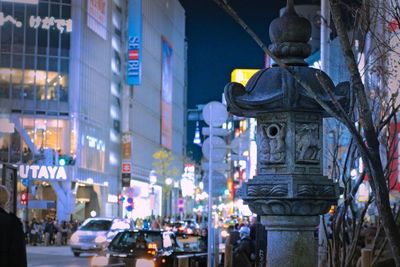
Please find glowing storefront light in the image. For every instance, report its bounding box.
[180,176,195,198]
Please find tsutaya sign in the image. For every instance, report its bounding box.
[19,165,67,180]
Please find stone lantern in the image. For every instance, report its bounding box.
[224,1,349,266]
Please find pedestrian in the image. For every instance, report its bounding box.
[44,217,56,245]
[199,228,208,251]
[30,218,40,245]
[0,185,27,267]
[233,226,255,267]
[60,221,69,245]
[151,216,160,229]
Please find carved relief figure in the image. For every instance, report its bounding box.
[296,123,320,162]
[259,123,286,163]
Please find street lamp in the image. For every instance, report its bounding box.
[165,177,173,186]
[149,170,157,217]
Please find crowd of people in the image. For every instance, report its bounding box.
[23,218,80,246]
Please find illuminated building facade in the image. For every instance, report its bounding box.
[0,0,187,221]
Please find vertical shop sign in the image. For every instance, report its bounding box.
[121,133,132,187]
[127,0,142,85]
[161,37,173,149]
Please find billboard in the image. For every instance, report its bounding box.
[87,0,108,40]
[127,0,142,85]
[231,69,259,86]
[161,37,173,149]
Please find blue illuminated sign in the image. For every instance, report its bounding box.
[127,0,142,85]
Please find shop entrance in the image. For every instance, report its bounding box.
[74,184,100,222]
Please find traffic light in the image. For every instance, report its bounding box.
[58,155,75,166]
[118,194,125,205]
[20,192,28,206]
[126,197,134,211]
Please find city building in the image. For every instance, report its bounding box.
[120,0,186,219]
[0,0,186,222]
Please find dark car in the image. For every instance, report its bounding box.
[91,229,206,267]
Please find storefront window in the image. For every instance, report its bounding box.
[81,133,106,172]
[21,117,69,153]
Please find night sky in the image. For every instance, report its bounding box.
[179,0,318,161]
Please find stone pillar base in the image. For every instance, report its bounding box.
[261,215,319,267]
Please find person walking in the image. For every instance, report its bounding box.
[30,218,40,245]
[44,217,56,246]
[233,226,255,267]
[0,185,27,267]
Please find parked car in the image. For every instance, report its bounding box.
[90,229,207,267]
[70,217,131,257]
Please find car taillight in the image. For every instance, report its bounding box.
[148,242,157,250]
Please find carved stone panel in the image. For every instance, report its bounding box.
[297,185,335,197]
[259,123,286,164]
[247,184,288,197]
[295,123,320,163]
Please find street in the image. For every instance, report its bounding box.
[27,246,92,267]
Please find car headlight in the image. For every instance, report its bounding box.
[95,235,107,244]
[187,228,193,234]
[135,259,154,267]
[91,256,109,267]
[70,234,79,244]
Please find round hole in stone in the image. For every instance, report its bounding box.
[267,124,280,138]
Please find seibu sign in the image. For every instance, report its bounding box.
[19,165,67,180]
[126,0,142,85]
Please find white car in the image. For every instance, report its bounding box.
[70,217,131,257]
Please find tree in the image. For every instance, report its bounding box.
[152,148,180,217]
[213,0,400,265]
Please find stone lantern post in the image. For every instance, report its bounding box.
[224,1,349,266]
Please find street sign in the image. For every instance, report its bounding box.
[178,198,184,213]
[203,172,227,196]
[20,191,28,206]
[202,127,230,137]
[202,101,228,127]
[202,137,227,161]
[122,163,131,173]
[231,136,249,155]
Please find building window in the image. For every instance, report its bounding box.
[0,1,71,105]
[21,117,69,152]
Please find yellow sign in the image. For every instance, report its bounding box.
[231,69,259,86]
